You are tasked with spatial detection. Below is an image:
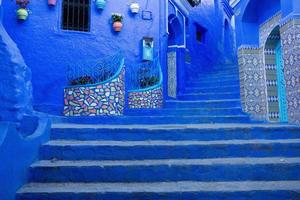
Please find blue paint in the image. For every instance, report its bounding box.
[0,118,51,200]
[0,8,32,122]
[234,0,284,46]
[0,0,238,114]
[275,41,288,123]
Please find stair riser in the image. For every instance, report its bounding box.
[184,86,240,93]
[51,128,300,141]
[186,80,240,88]
[30,164,300,183]
[190,75,240,82]
[125,108,244,116]
[40,143,300,160]
[51,116,249,125]
[178,93,240,101]
[164,101,241,109]
[187,78,240,85]
[17,191,300,200]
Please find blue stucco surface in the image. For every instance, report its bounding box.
[0,117,51,200]
[0,0,236,115]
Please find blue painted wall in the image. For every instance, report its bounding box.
[1,0,235,115]
[0,117,51,200]
[1,0,163,114]
[234,0,282,47]
[186,0,235,76]
[0,2,33,122]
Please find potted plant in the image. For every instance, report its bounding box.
[16,0,29,20]
[95,0,106,10]
[130,2,140,14]
[112,13,123,32]
[48,0,57,6]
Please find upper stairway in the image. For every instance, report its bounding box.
[52,65,251,124]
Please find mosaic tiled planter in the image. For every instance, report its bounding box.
[63,67,125,117]
[128,86,163,109]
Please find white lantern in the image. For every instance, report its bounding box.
[130,2,140,14]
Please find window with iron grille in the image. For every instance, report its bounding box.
[62,0,90,32]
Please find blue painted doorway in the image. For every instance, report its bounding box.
[275,41,288,122]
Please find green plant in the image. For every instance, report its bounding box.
[70,76,95,86]
[112,13,123,22]
[140,76,159,89]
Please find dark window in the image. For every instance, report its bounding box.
[195,23,207,43]
[196,31,202,42]
[62,0,90,32]
[187,0,201,7]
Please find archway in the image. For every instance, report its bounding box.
[167,14,184,98]
[264,26,287,122]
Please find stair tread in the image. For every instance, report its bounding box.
[45,139,300,147]
[32,157,300,167]
[166,99,241,103]
[52,123,298,129]
[18,181,300,193]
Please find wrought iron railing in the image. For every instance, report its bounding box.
[127,59,163,92]
[66,52,124,87]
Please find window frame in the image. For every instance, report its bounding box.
[61,0,91,33]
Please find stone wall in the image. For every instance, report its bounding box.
[128,87,163,109]
[280,17,300,124]
[63,69,125,116]
[238,46,268,120]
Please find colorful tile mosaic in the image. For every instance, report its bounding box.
[128,87,163,109]
[280,17,300,124]
[63,69,125,116]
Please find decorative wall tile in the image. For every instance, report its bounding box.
[238,46,268,120]
[280,18,300,124]
[168,51,177,98]
[63,69,125,116]
[259,12,281,47]
[128,87,163,109]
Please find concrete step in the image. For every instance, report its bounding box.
[190,74,240,82]
[164,99,242,109]
[186,79,240,88]
[187,77,240,86]
[40,139,300,160]
[125,107,244,116]
[184,85,240,93]
[51,115,250,125]
[51,124,300,141]
[17,181,300,200]
[29,157,300,183]
[177,92,240,101]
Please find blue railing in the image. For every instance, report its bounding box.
[66,52,124,87]
[127,59,163,92]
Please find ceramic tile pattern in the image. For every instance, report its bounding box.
[280,18,300,124]
[128,87,163,109]
[63,69,125,116]
[238,46,268,120]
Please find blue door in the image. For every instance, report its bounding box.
[275,42,288,122]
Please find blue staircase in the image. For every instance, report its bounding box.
[16,65,300,199]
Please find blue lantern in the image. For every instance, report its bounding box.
[95,0,106,10]
[142,37,154,61]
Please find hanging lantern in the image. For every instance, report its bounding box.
[130,2,140,14]
[95,0,106,10]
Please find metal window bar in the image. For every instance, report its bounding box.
[62,0,90,32]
